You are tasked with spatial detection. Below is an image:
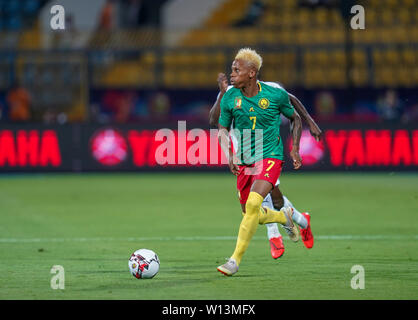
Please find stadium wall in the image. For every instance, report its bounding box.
[0,123,417,173]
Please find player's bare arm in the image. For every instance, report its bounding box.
[287,110,302,170]
[209,73,229,127]
[288,93,322,141]
[217,123,239,176]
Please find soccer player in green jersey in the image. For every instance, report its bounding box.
[216,48,306,276]
[210,74,318,259]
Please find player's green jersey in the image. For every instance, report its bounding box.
[218,81,295,165]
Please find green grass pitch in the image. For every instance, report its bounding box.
[0,172,417,300]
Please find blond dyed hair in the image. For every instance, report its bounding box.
[234,48,263,72]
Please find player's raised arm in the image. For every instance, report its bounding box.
[288,92,322,141]
[209,73,229,128]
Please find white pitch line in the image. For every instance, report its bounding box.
[0,235,417,243]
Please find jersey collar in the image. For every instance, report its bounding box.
[257,81,262,92]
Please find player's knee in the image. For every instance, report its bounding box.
[272,196,284,210]
[245,197,261,216]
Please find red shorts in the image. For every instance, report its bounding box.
[236,158,283,205]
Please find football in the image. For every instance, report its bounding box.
[128,249,160,279]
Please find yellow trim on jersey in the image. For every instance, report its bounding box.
[257,82,262,92]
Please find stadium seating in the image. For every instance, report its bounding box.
[1,0,417,89]
[143,0,413,88]
[0,0,41,31]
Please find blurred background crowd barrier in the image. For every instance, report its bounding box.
[0,0,417,172]
[0,124,416,172]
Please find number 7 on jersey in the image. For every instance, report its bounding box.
[249,116,256,130]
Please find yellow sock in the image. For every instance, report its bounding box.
[258,207,287,225]
[231,192,263,265]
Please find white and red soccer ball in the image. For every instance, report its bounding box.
[128,249,160,279]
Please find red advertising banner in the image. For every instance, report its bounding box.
[325,129,418,167]
[0,125,417,172]
[0,129,62,168]
[87,127,227,168]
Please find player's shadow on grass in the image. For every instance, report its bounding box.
[60,258,124,261]
[216,274,257,278]
[79,270,126,274]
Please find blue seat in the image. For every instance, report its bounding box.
[4,0,19,14]
[7,15,22,31]
[23,0,40,14]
